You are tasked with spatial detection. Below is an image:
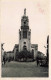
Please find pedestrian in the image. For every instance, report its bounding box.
[36,57,39,66]
[3,56,6,65]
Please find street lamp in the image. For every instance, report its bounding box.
[44,46,47,56]
[1,43,5,53]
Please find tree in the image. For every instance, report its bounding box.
[46,35,49,64]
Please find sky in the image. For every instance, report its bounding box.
[1,0,49,55]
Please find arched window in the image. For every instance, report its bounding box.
[23,46,27,50]
[23,31,27,38]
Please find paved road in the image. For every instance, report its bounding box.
[2,61,48,77]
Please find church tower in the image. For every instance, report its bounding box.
[19,9,31,52]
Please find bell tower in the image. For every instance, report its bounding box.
[21,8,29,29]
[19,9,31,52]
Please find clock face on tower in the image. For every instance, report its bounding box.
[23,19,28,26]
[24,21,26,25]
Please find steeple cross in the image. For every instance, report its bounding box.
[24,8,26,16]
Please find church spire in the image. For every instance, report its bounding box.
[24,8,26,16]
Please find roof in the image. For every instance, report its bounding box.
[14,44,19,48]
[31,44,38,48]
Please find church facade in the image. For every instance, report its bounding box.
[14,9,38,60]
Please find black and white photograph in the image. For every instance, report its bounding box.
[1,0,49,78]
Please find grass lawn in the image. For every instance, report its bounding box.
[2,61,48,77]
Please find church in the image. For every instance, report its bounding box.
[13,9,38,60]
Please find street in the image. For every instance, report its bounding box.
[2,61,48,77]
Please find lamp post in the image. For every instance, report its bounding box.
[44,46,47,56]
[1,43,4,62]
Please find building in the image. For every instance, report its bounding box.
[5,9,38,61]
[6,51,14,61]
[14,9,38,60]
